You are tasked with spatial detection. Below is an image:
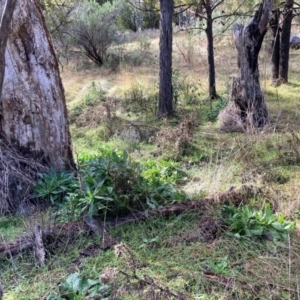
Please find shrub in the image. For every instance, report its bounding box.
[222,203,296,241]
[33,170,78,205]
[123,83,157,120]
[152,113,197,158]
[69,0,122,66]
[33,147,187,220]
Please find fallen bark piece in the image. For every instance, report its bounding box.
[33,222,45,266]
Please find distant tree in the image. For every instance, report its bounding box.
[0,0,74,213]
[194,0,253,99]
[123,0,160,30]
[69,0,121,66]
[270,0,294,85]
[157,0,174,117]
[231,0,272,131]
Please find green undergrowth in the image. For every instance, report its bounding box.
[1,209,299,299]
[2,35,300,300]
[33,147,187,221]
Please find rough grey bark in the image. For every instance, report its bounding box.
[231,0,272,130]
[157,0,173,117]
[0,0,74,213]
[0,0,17,99]
[1,0,74,170]
[279,0,293,82]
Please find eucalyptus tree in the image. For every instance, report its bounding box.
[0,0,74,212]
[231,0,272,131]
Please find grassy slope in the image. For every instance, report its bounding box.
[1,30,300,299]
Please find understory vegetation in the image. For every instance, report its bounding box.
[2,25,300,300]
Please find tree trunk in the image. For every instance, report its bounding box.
[231,0,271,131]
[0,0,74,213]
[205,2,218,100]
[157,0,173,118]
[1,0,73,170]
[279,0,293,83]
[0,0,17,99]
[270,8,280,84]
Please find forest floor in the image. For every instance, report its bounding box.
[1,29,300,299]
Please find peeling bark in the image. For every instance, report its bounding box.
[0,0,17,99]
[231,0,272,131]
[0,0,74,170]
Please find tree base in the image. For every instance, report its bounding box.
[0,140,49,214]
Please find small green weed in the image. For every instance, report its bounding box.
[46,272,111,300]
[222,203,296,241]
[208,257,230,275]
[207,97,227,122]
[33,170,78,205]
[141,159,186,185]
[83,82,106,106]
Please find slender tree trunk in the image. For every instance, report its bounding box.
[205,2,218,100]
[157,0,173,118]
[0,0,74,213]
[279,0,293,82]
[231,0,272,131]
[270,8,280,84]
[0,0,17,99]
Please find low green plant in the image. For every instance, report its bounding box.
[141,159,186,185]
[69,104,85,123]
[123,83,157,120]
[207,97,227,122]
[46,272,111,300]
[83,82,106,106]
[208,257,230,275]
[33,170,78,205]
[172,70,201,108]
[33,147,187,219]
[222,203,296,241]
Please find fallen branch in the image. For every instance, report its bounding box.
[0,184,259,260]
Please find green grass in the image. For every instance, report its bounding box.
[2,212,299,299]
[2,33,300,299]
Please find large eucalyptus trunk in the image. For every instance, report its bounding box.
[0,0,74,213]
[231,0,272,131]
[157,0,173,117]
